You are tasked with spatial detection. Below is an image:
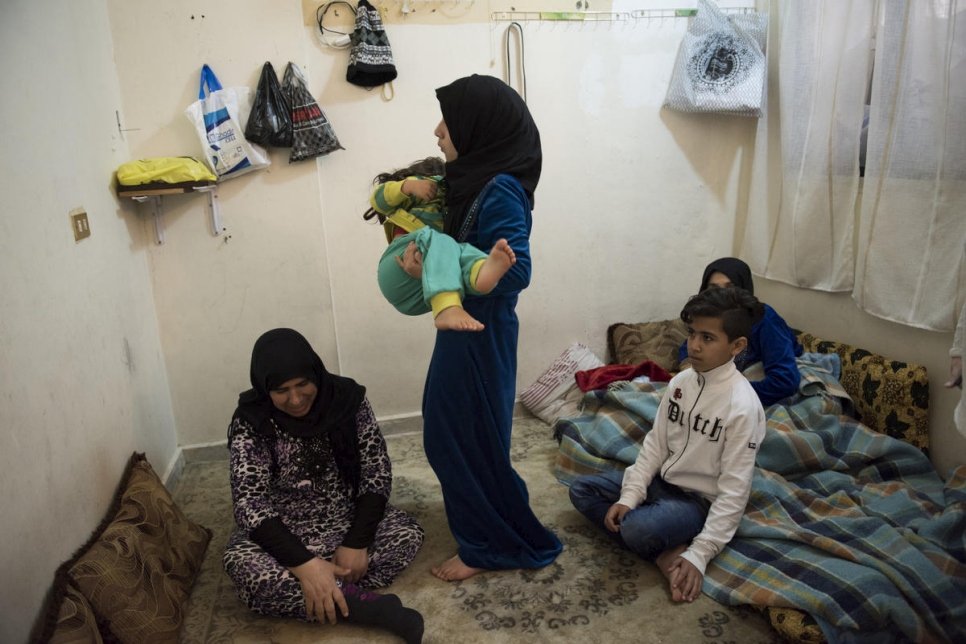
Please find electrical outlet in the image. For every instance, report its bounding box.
[71,208,90,241]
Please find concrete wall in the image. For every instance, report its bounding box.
[0,1,178,641]
[2,1,961,641]
[106,0,753,446]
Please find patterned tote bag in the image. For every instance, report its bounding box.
[281,62,344,162]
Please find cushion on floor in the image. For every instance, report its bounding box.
[520,342,604,423]
[607,318,688,372]
[31,452,211,644]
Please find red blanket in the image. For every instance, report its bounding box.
[575,361,673,392]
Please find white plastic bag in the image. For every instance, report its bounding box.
[664,0,767,117]
[185,65,270,180]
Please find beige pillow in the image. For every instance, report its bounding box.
[66,453,211,644]
[520,343,605,424]
[607,318,689,372]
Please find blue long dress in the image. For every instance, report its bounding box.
[422,174,562,570]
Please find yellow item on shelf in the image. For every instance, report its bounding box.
[116,157,216,186]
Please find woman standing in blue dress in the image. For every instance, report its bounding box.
[397,75,562,581]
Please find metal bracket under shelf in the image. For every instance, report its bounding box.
[130,195,165,245]
[192,185,222,237]
[125,184,221,245]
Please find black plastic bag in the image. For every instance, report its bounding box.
[245,62,293,147]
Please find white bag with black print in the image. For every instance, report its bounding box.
[664,0,767,117]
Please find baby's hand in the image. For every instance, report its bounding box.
[402,179,437,202]
[395,241,423,279]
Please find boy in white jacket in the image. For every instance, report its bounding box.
[569,287,767,603]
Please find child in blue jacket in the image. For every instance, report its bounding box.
[678,257,802,406]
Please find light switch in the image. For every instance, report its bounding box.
[71,208,90,241]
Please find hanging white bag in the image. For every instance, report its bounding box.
[185,64,270,180]
[663,0,767,117]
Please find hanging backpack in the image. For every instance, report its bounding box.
[346,0,397,88]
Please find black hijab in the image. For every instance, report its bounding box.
[700,257,755,295]
[435,74,542,239]
[232,328,366,488]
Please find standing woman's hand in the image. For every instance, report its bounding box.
[332,545,370,584]
[402,179,437,202]
[288,557,351,624]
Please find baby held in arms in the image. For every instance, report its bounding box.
[364,156,516,332]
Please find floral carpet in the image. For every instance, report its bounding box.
[174,417,778,643]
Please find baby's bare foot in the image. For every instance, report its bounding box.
[434,306,484,332]
[475,239,516,294]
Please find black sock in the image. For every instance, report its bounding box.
[340,583,424,644]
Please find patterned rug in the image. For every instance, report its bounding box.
[175,417,779,643]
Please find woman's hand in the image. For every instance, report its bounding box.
[288,557,351,624]
[395,241,423,279]
[332,545,370,584]
[946,356,963,389]
[401,179,437,202]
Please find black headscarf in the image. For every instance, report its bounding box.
[700,257,755,295]
[435,74,542,239]
[231,328,366,489]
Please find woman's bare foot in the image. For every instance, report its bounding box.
[431,555,485,581]
[474,239,516,294]
[434,306,484,332]
[655,544,689,602]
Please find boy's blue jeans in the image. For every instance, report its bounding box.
[568,470,709,560]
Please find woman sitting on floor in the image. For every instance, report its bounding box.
[223,328,424,643]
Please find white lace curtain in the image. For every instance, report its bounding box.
[741,0,874,293]
[740,0,966,331]
[854,0,966,330]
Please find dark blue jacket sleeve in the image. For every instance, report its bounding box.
[471,175,532,296]
[749,305,802,406]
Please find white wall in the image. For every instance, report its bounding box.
[106,0,963,468]
[106,0,344,450]
[107,1,752,445]
[3,1,961,640]
[0,1,178,641]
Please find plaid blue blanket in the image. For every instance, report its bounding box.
[552,357,966,643]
